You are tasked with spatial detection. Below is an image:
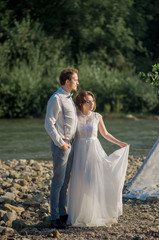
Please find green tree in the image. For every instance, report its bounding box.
[0,17,67,118]
[1,0,159,71]
[139,63,159,91]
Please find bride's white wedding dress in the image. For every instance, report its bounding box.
[67,111,129,227]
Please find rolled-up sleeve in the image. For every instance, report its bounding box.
[45,96,65,147]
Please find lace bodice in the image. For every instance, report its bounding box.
[76,111,102,139]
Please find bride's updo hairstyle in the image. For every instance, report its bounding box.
[74,90,96,111]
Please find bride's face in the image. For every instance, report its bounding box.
[83,95,94,111]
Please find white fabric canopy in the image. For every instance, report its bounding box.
[123,138,159,200]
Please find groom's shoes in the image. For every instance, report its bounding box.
[51,219,67,229]
[60,214,68,224]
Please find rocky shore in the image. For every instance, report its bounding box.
[0,156,159,240]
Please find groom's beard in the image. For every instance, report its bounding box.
[72,86,78,91]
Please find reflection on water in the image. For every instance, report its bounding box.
[0,118,158,161]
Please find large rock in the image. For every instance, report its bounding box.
[10,187,19,195]
[24,175,32,182]
[1,182,11,189]
[0,226,15,234]
[28,159,35,165]
[9,170,20,179]
[0,187,4,194]
[125,114,137,120]
[5,220,12,227]
[0,220,5,226]
[22,200,40,208]
[12,219,28,231]
[0,210,7,219]
[33,164,43,171]
[12,182,22,189]
[19,159,27,165]
[3,192,16,200]
[16,179,28,186]
[4,204,25,215]
[3,211,17,223]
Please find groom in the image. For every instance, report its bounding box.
[45,68,79,229]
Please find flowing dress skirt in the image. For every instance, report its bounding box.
[67,137,129,227]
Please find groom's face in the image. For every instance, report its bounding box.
[69,73,79,92]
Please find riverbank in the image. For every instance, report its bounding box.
[0,155,159,240]
[102,112,159,120]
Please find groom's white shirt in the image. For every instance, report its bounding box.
[45,87,77,147]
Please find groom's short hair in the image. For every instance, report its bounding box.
[60,68,78,85]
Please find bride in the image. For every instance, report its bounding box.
[67,90,129,227]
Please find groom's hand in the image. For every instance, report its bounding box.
[60,143,71,150]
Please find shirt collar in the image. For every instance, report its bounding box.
[59,87,73,98]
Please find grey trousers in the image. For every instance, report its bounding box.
[50,140,74,220]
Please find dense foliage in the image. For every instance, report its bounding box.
[139,64,159,92]
[0,0,159,117]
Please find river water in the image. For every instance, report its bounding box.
[0,118,158,161]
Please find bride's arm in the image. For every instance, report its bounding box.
[98,117,129,148]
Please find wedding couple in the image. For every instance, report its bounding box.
[45,68,129,229]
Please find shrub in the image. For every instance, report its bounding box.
[0,17,67,117]
[77,56,159,114]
